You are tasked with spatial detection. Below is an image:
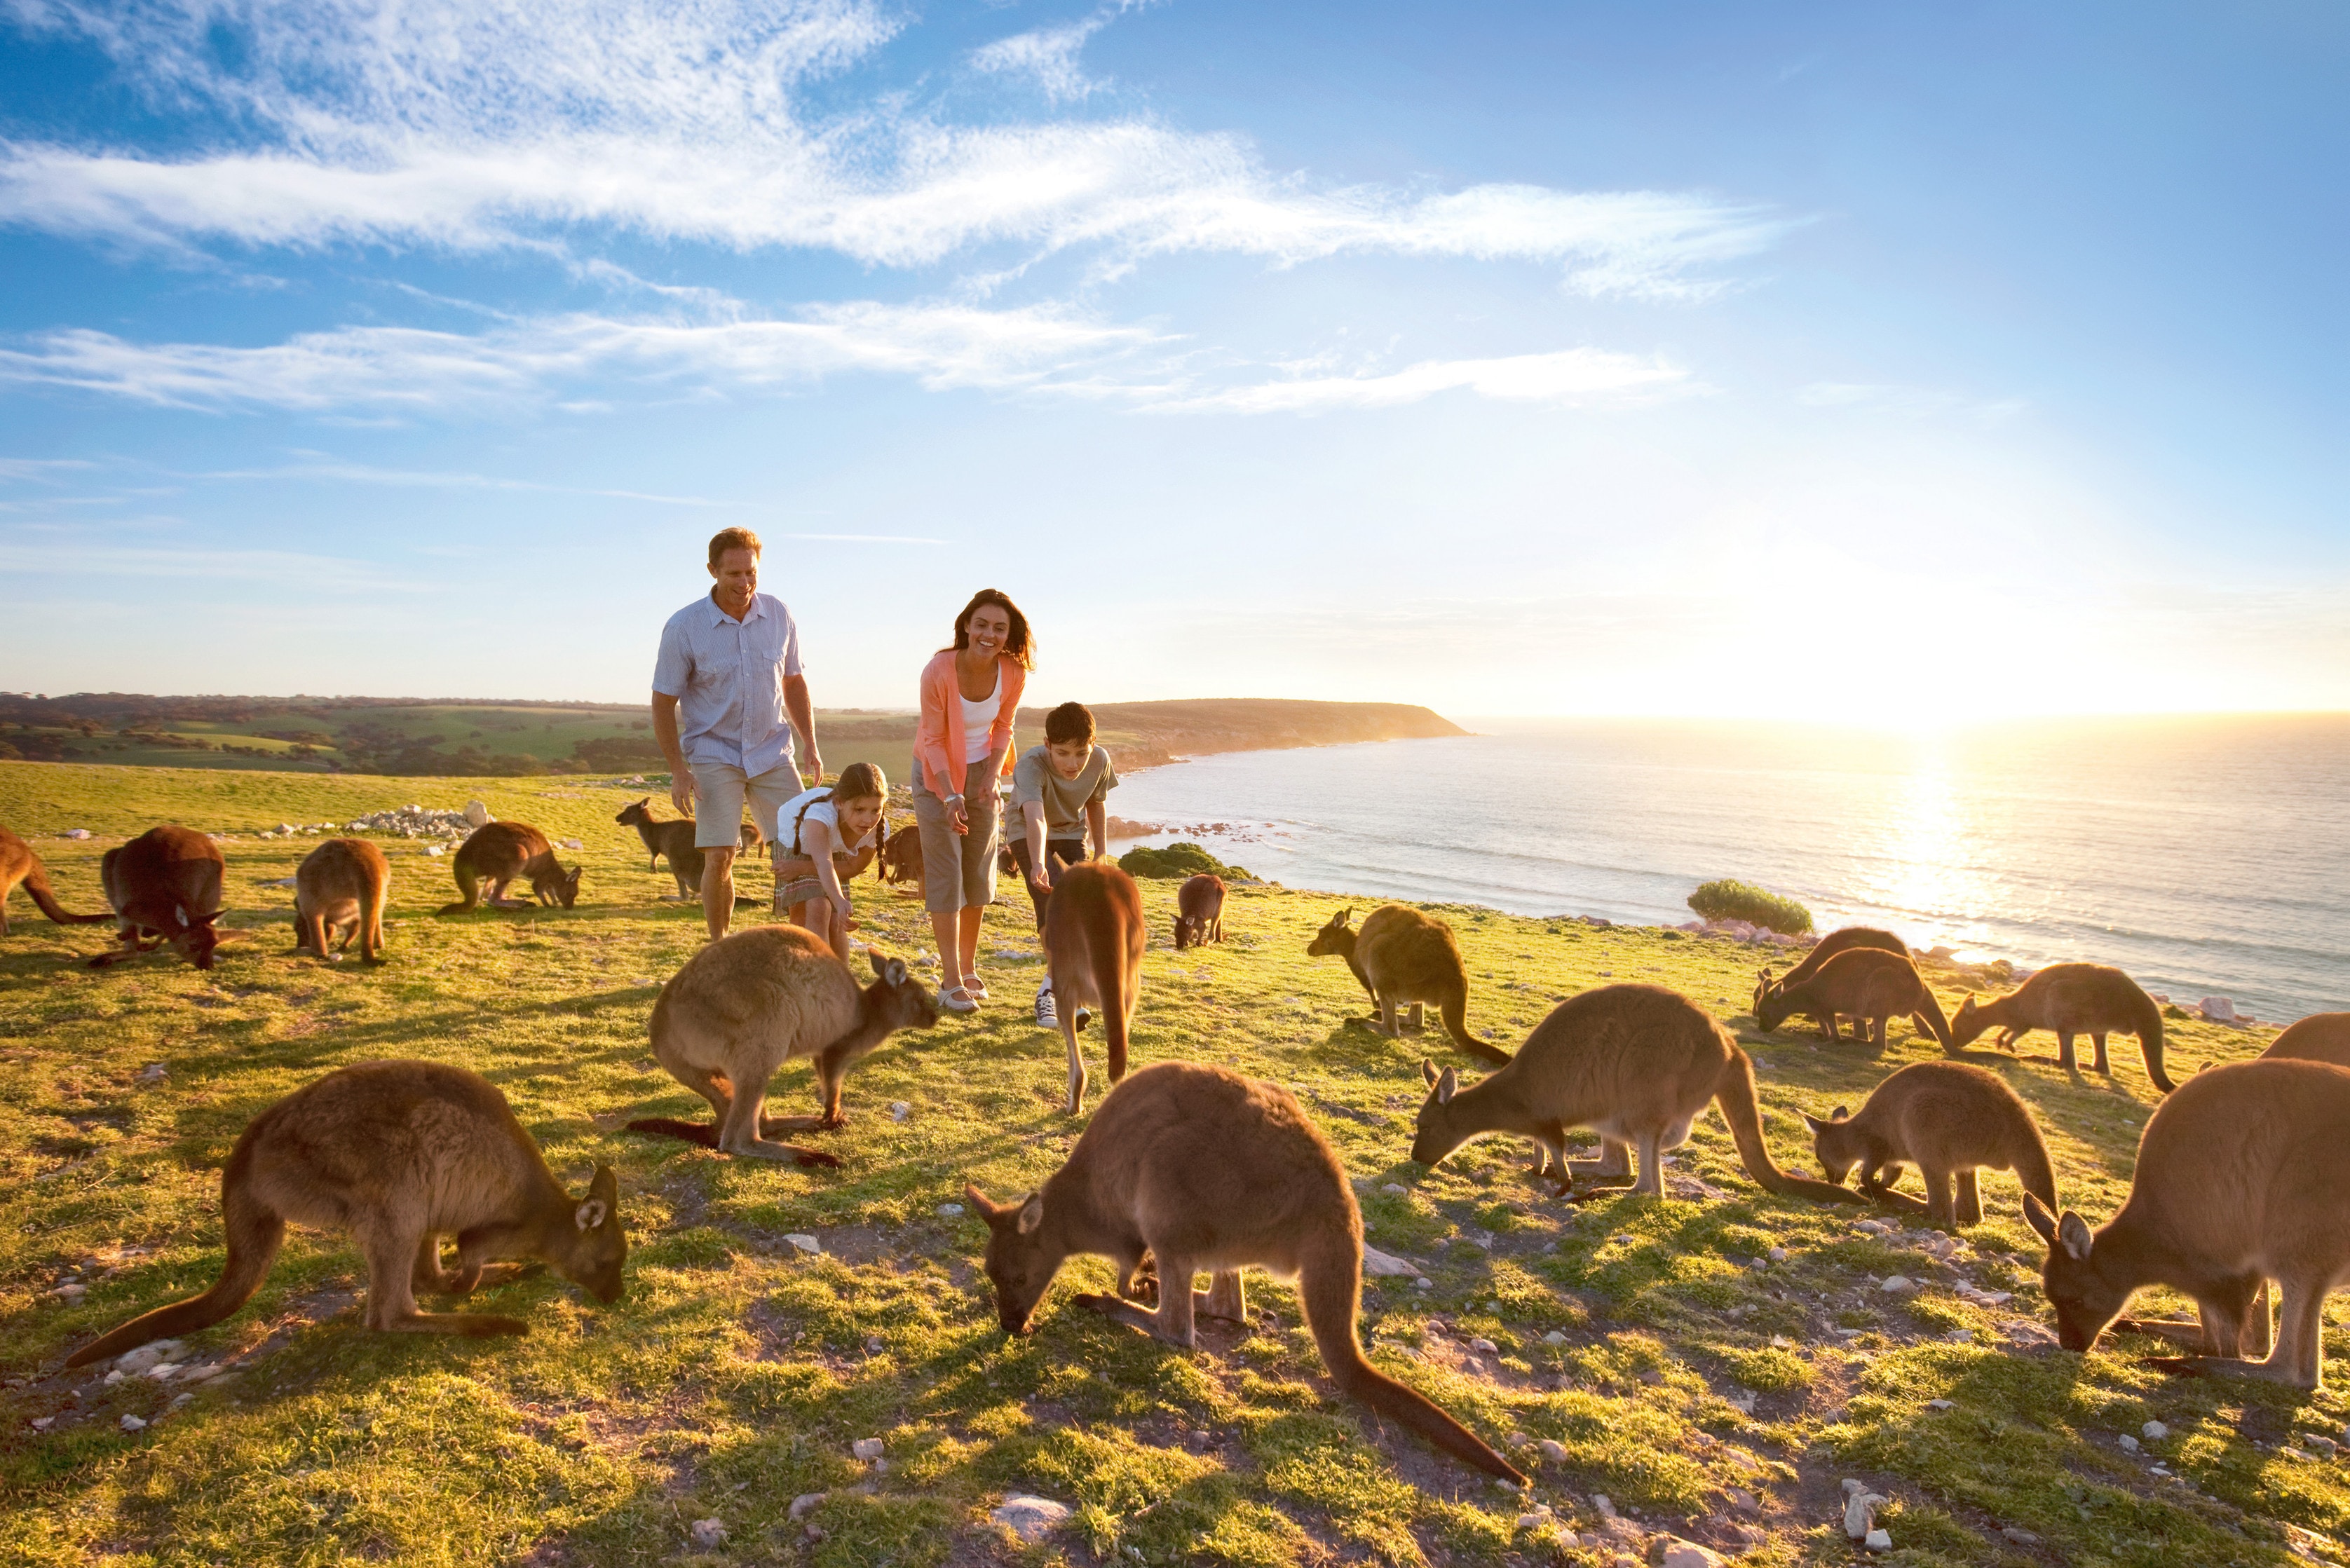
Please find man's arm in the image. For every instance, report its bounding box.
[652,692,692,815]
[783,673,820,783]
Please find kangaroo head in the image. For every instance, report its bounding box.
[555,864,583,908]
[1753,982,1794,1035]
[1751,968,1777,1017]
[616,798,651,825]
[1948,995,1987,1047]
[557,1164,627,1304]
[1173,914,1197,950]
[1305,907,1355,958]
[2021,1191,2122,1351]
[170,906,227,969]
[866,949,939,1031]
[965,1182,1055,1334]
[1800,1105,1859,1183]
[1408,1059,1466,1168]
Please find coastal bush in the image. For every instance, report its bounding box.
[1686,878,1813,934]
[1116,840,1254,882]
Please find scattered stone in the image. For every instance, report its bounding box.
[2119,1433,2140,1453]
[1927,1399,1954,1410]
[851,1437,885,1461]
[1879,1276,1917,1294]
[1865,1527,1892,1551]
[789,1492,827,1518]
[688,1518,726,1548]
[119,1414,147,1432]
[1660,1538,1725,1568]
[1538,1438,1570,1464]
[1723,1487,1760,1517]
[1543,1330,1568,1345]
[1770,1335,1796,1350]
[1844,1488,1888,1539]
[2003,1526,2042,1546]
[30,1417,53,1431]
[1724,1386,1757,1414]
[991,1494,1071,1543]
[63,828,90,839]
[2142,1420,2169,1441]
[2304,1433,2339,1457]
[114,1342,181,1374]
[2198,997,2237,1023]
[1854,1219,1894,1236]
[1413,1277,1434,1290]
[463,800,493,827]
[785,1234,822,1255]
[1998,1318,2060,1347]
[1767,1246,1788,1262]
[936,1203,964,1218]
[1515,1504,1556,1530]
[1382,1182,1411,1196]
[888,1101,911,1122]
[1592,1494,1617,1518]
[1361,1245,1418,1278]
[1469,1337,1499,1354]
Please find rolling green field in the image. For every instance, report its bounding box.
[1,760,2344,1568]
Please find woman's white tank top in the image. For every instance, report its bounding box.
[959,667,1002,763]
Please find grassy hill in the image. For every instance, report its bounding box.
[1,760,2342,1568]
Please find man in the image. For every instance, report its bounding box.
[652,527,820,939]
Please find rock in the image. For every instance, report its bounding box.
[2002,1526,2042,1546]
[1381,1182,1411,1196]
[63,828,90,839]
[2119,1433,2140,1452]
[1767,1246,1788,1262]
[1845,1490,1887,1539]
[1538,1439,1570,1464]
[2304,1433,2339,1457]
[463,800,493,827]
[1927,1398,1954,1410]
[120,1414,147,1432]
[1724,1386,1757,1414]
[1469,1337,1499,1354]
[1723,1487,1760,1517]
[136,1063,168,1084]
[851,1437,885,1461]
[936,1203,965,1218]
[2142,1420,2169,1441]
[1361,1245,1418,1278]
[789,1492,827,1518]
[991,1494,1071,1543]
[1660,1538,1727,1568]
[2198,997,2236,1022]
[1413,1276,1434,1290]
[688,1518,726,1548]
[1865,1527,1892,1551]
[425,845,444,857]
[561,838,583,851]
[1840,1479,1868,1499]
[114,1342,181,1374]
[1879,1276,1916,1294]
[785,1233,822,1254]
[1543,1330,1568,1345]
[888,1101,911,1122]
[1592,1493,1617,1519]
[1854,1219,1894,1236]
[1998,1318,2060,1347]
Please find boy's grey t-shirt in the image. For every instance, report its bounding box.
[1009,744,1118,840]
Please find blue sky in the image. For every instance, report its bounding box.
[1,0,2344,717]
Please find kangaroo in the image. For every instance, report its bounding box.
[93,824,229,969]
[64,1060,625,1367]
[0,824,111,935]
[1950,962,2173,1092]
[1802,1061,2056,1228]
[290,837,392,964]
[1174,873,1225,950]
[1307,906,1509,1066]
[966,1060,1526,1485]
[437,821,581,914]
[1044,861,1147,1114]
[1409,983,1864,1206]
[2262,1012,2350,1069]
[1755,947,1953,1052]
[878,822,924,887]
[626,928,937,1162]
[615,797,709,898]
[2021,1059,2350,1389]
[1752,925,1908,1037]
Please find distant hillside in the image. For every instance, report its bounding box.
[0,692,1465,779]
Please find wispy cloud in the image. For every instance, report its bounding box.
[0,456,100,480]
[1797,381,2028,423]
[0,541,430,592]
[970,6,1126,104]
[1162,348,1694,414]
[186,457,732,507]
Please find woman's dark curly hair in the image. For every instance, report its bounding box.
[945,588,1035,670]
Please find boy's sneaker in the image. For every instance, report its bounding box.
[1035,983,1058,1029]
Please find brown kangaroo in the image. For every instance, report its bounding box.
[966,1060,1527,1485]
[1410,983,1864,1205]
[93,824,229,969]
[1307,905,1508,1066]
[2262,1012,2350,1069]
[1174,873,1225,950]
[877,822,924,887]
[1950,962,2173,1092]
[1755,947,1954,1052]
[0,824,111,935]
[291,838,392,963]
[2021,1059,2350,1389]
[1044,861,1146,1114]
[627,928,937,1162]
[1802,1061,2056,1228]
[616,797,708,898]
[64,1060,625,1367]
[1751,925,1907,1036]
[437,821,581,914]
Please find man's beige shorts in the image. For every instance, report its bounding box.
[688,760,801,850]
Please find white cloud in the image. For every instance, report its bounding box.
[970,12,1117,104]
[186,457,733,507]
[0,540,430,592]
[1164,348,1693,414]
[0,456,99,479]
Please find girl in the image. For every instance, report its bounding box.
[911,589,1032,1012]
[772,762,888,960]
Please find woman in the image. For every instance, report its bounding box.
[911,590,1031,1012]
[770,763,887,960]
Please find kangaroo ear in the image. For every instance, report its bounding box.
[1338,907,1354,925]
[1800,1111,1828,1134]
[1015,1191,1045,1235]
[576,1164,618,1230]
[196,909,226,925]
[2020,1191,2058,1244]
[1421,1059,1439,1088]
[962,1182,999,1222]
[2056,1211,2093,1261]
[883,957,908,987]
[1436,1066,1458,1105]
[1832,1104,1849,1122]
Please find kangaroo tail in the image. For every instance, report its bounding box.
[1299,1233,1526,1484]
[1715,1043,1867,1205]
[23,866,111,925]
[66,1151,282,1367]
[1441,988,1512,1066]
[436,853,477,915]
[2131,989,2174,1093]
[1096,918,1132,1084]
[1913,984,1956,1054]
[623,1117,721,1147]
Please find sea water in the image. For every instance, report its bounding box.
[1108,714,2350,1025]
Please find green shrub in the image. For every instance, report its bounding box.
[1687,878,1812,934]
[1117,841,1254,881]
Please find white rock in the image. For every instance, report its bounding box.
[143,1363,180,1381]
[1767,1246,1788,1262]
[2198,996,2236,1022]
[688,1517,726,1548]
[852,1437,885,1461]
[789,1492,826,1518]
[136,1063,168,1084]
[1770,1335,1796,1350]
[119,1414,147,1432]
[561,838,583,851]
[2304,1433,2339,1457]
[2142,1420,2169,1441]
[1879,1276,1915,1294]
[1845,1490,1887,1538]
[63,828,90,839]
[1660,1538,1726,1568]
[1469,1337,1500,1354]
[1926,1398,1953,1410]
[425,845,444,857]
[1865,1527,1892,1551]
[1840,1478,1867,1499]
[1362,1245,1418,1277]
[114,1342,181,1374]
[1543,1330,1568,1345]
[937,1203,965,1218]
[888,1101,911,1122]
[991,1494,1071,1543]
[785,1233,822,1254]
[1538,1438,1570,1464]
[1854,1219,1894,1236]
[2118,1433,2140,1452]
[1382,1182,1411,1196]
[463,800,493,827]
[1516,1506,1555,1529]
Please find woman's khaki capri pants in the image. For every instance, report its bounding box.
[911,754,1002,914]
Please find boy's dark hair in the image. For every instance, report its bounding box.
[1044,702,1095,746]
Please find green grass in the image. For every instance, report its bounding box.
[2,759,2344,1567]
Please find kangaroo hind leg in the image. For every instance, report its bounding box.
[1201,1269,1249,1325]
[365,1225,527,1337]
[1078,1250,1202,1349]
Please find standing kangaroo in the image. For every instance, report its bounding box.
[93,824,228,970]
[1950,962,2173,1092]
[291,837,391,964]
[614,798,761,898]
[626,928,937,1163]
[0,824,111,936]
[1174,873,1226,950]
[2021,1059,2350,1389]
[966,1061,1527,1485]
[1044,861,1146,1114]
[1755,948,1954,1052]
[1802,1061,2056,1228]
[64,1060,625,1367]
[437,822,581,914]
[1307,906,1508,1066]
[1752,926,1908,1037]
[1410,983,1864,1205]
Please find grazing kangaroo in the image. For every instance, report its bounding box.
[93,824,228,970]
[2262,1012,2350,1069]
[64,1060,625,1366]
[626,928,937,1162]
[1755,947,1954,1052]
[1802,1061,2056,1228]
[437,822,581,914]
[1950,962,2173,1092]
[1174,873,1225,950]
[2021,1059,2350,1389]
[291,837,391,964]
[1043,861,1146,1114]
[0,824,111,935]
[877,822,924,887]
[1410,983,1864,1205]
[1752,926,1908,1037]
[1306,906,1509,1066]
[966,1061,1526,1485]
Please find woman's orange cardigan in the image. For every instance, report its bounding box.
[913,648,1026,802]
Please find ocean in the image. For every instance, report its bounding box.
[1106,714,2350,1025]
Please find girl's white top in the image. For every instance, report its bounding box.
[958,667,1003,764]
[777,787,878,856]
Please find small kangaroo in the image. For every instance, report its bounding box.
[1950,962,2173,1092]
[93,824,229,969]
[64,1060,625,1366]
[615,797,709,898]
[1307,905,1509,1066]
[877,822,924,887]
[627,927,937,1162]
[2021,1059,2350,1389]
[1174,873,1225,950]
[1752,925,1908,1037]
[1044,861,1146,1114]
[437,821,581,914]
[291,837,392,964]
[1410,983,1864,1205]
[0,824,111,936]
[1755,947,1953,1052]
[2262,1012,2350,1069]
[966,1061,1527,1485]
[1802,1061,2056,1228]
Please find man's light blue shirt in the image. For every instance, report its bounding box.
[652,590,805,778]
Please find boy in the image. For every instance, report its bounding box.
[1007,700,1118,1028]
